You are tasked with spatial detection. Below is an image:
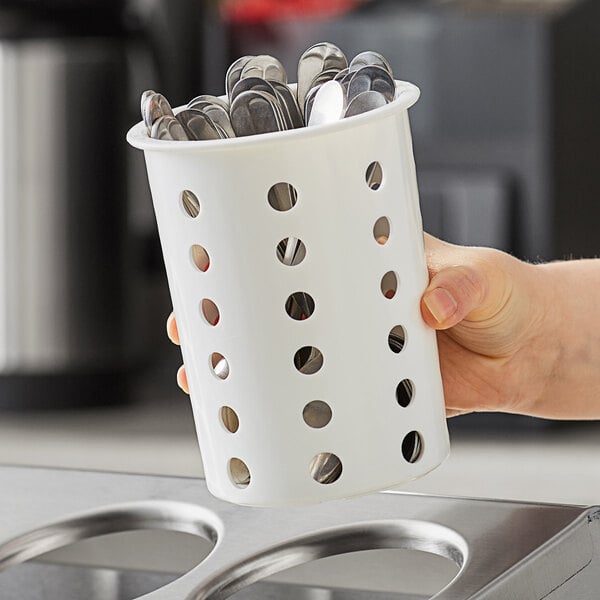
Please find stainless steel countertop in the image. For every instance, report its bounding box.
[1,466,600,599]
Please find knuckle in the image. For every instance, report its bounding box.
[451,264,488,305]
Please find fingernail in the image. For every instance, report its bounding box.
[424,288,458,323]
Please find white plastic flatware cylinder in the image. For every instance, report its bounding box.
[127,81,449,507]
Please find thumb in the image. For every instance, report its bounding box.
[421,264,488,330]
[420,235,504,331]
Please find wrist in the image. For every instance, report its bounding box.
[518,259,600,419]
[508,261,562,416]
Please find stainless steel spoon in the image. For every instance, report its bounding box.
[310,452,342,484]
[269,80,304,129]
[297,42,347,110]
[225,55,254,98]
[140,89,155,115]
[307,80,346,127]
[241,55,287,84]
[187,94,229,111]
[150,115,188,140]
[333,68,349,82]
[308,68,342,90]
[230,90,282,137]
[303,84,321,124]
[349,50,393,77]
[344,90,388,118]
[142,92,174,134]
[230,76,279,105]
[175,109,222,140]
[347,65,396,104]
[200,103,235,138]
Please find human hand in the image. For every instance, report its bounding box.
[420,234,555,418]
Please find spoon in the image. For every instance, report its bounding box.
[230,78,288,130]
[188,94,229,111]
[230,76,279,104]
[150,115,188,140]
[140,89,155,115]
[344,90,388,118]
[142,92,173,133]
[200,103,235,138]
[225,55,254,98]
[230,90,282,137]
[308,68,342,90]
[269,81,304,129]
[176,109,222,140]
[241,55,287,84]
[307,80,346,127]
[303,84,322,124]
[297,42,347,110]
[347,65,396,104]
[349,50,393,77]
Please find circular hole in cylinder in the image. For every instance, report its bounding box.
[201,299,220,326]
[220,406,239,433]
[396,379,414,408]
[229,457,251,488]
[276,237,306,266]
[294,346,324,375]
[380,271,398,299]
[285,292,315,321]
[402,431,423,463]
[366,161,383,190]
[373,217,390,245]
[268,182,298,211]
[388,325,406,353]
[310,452,342,484]
[210,352,230,380]
[303,401,332,429]
[181,190,200,218]
[191,244,210,272]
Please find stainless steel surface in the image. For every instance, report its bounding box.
[0,38,127,375]
[1,562,179,600]
[0,562,425,600]
[0,466,599,599]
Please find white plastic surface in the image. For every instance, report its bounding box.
[128,81,450,507]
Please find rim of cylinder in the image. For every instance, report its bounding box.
[127,80,420,153]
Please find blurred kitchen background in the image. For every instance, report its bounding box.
[1,0,600,505]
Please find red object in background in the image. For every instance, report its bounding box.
[220,0,362,24]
